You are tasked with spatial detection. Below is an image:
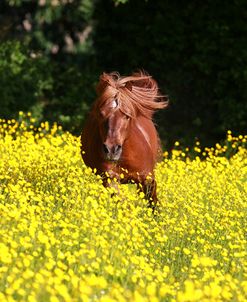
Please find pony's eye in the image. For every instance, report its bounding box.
[125,115,130,120]
[103,120,109,130]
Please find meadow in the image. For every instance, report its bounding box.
[0,113,246,302]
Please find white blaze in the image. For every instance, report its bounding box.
[111,99,118,108]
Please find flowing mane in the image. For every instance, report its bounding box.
[95,71,168,119]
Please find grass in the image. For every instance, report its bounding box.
[0,113,246,302]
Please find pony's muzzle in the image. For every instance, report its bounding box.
[103,143,122,161]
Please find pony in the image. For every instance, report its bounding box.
[81,71,168,208]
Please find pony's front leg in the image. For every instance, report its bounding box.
[102,171,121,196]
[139,178,158,211]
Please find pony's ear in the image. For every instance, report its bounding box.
[96,72,119,94]
[96,73,110,94]
[100,72,111,83]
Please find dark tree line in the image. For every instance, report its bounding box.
[0,0,246,146]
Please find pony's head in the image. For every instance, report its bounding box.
[94,71,168,162]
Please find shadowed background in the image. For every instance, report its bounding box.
[0,0,246,147]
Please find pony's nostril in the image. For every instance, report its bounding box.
[114,145,122,154]
[103,144,122,158]
[103,144,110,154]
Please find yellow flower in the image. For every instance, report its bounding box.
[0,117,246,302]
[0,243,12,264]
[183,248,191,255]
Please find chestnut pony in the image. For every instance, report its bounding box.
[81,71,168,208]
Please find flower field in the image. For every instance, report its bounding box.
[0,114,246,302]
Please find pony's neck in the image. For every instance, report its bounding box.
[134,119,152,150]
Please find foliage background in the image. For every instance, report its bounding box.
[0,0,246,146]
